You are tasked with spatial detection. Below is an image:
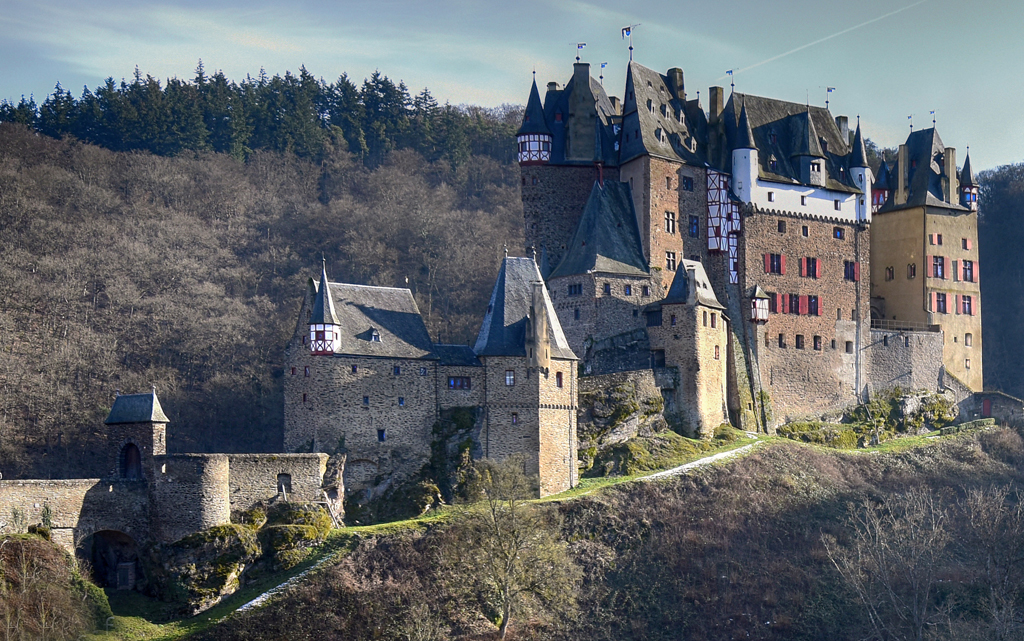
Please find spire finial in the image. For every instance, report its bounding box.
[531,246,537,261]
[622,24,640,61]
[931,109,936,126]
[909,114,913,132]
[503,242,508,258]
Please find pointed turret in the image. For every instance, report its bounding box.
[791,108,826,186]
[872,159,891,212]
[516,78,552,164]
[850,121,868,168]
[309,261,340,355]
[735,104,755,150]
[960,150,978,211]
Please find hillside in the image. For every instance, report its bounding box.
[185,429,1024,641]
[0,123,522,478]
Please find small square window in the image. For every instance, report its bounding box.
[420,367,428,376]
[778,220,787,233]
[625,284,632,296]
[378,429,386,442]
[778,334,786,348]
[398,397,405,406]
[801,196,807,206]
[603,283,611,295]
[845,341,854,354]
[768,192,775,202]
[352,364,358,374]
[813,336,822,351]
[506,370,515,386]
[682,176,694,191]
[795,335,805,349]
[642,285,650,296]
[393,366,401,375]
[291,367,296,375]
[363,395,369,405]
[834,227,845,240]
[834,199,841,211]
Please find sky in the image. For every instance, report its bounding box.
[1,0,1020,170]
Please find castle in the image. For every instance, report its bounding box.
[283,57,1004,500]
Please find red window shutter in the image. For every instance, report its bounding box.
[928,234,935,245]
[799,295,808,315]
[954,294,960,314]
[943,256,949,280]
[975,261,979,283]
[780,255,787,275]
[966,239,972,250]
[975,296,979,317]
[816,296,822,315]
[782,294,789,314]
[926,255,933,278]
[800,257,806,277]
[952,260,959,281]
[763,253,770,274]
[929,292,936,312]
[815,259,822,279]
[854,262,861,282]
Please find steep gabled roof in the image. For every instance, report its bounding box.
[310,262,340,325]
[873,159,892,190]
[650,260,724,311]
[474,257,575,359]
[618,61,705,166]
[106,389,169,424]
[548,181,648,279]
[540,67,621,166]
[735,104,755,150]
[717,93,860,194]
[317,282,436,359]
[516,79,551,136]
[879,127,969,211]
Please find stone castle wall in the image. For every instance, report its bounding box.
[537,358,577,496]
[741,210,871,425]
[521,164,613,267]
[866,328,944,394]
[150,454,230,543]
[438,364,485,409]
[225,453,330,516]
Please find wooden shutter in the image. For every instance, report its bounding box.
[943,257,950,280]
[929,292,936,312]
[800,257,807,277]
[780,255,787,275]
[928,233,935,245]
[954,294,960,314]
[781,294,789,314]
[952,260,959,281]
[815,259,822,279]
[799,296,808,315]
[966,239,972,250]
[763,254,770,274]
[854,262,861,282]
[816,296,822,316]
[975,261,979,283]
[926,255,934,278]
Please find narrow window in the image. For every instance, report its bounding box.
[789,294,800,315]
[778,220,787,233]
[962,260,974,282]
[965,358,971,370]
[398,397,405,406]
[277,474,292,494]
[393,365,401,375]
[711,313,717,328]
[670,314,677,326]
[291,367,296,375]
[625,284,632,296]
[831,339,837,349]
[795,334,805,349]
[936,292,947,314]
[714,345,720,360]
[682,176,694,191]
[936,234,943,245]
[304,366,310,377]
[933,256,945,279]
[642,285,650,297]
[962,295,972,315]
[574,308,580,320]
[801,195,807,206]
[352,364,358,374]
[802,225,808,236]
[420,367,428,376]
[703,310,708,326]
[845,341,854,354]
[363,395,369,405]
[665,211,676,234]
[688,215,699,238]
[834,200,841,211]
[768,191,775,202]
[666,252,677,271]
[505,370,515,386]
[962,238,970,250]
[511,412,519,425]
[808,295,819,316]
[768,293,778,313]
[965,333,973,347]
[603,282,611,295]
[556,372,563,388]
[302,393,307,403]
[378,429,386,442]
[885,266,894,281]
[813,335,822,351]
[908,263,917,279]
[778,333,786,348]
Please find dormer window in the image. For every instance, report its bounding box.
[660,104,667,117]
[769,155,778,172]
[370,329,381,342]
[769,132,777,144]
[811,162,821,172]
[647,99,653,113]
[821,140,828,155]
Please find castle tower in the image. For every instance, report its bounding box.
[475,256,578,496]
[516,79,552,165]
[849,121,873,222]
[731,103,757,203]
[872,159,891,213]
[309,261,340,355]
[960,151,978,211]
[104,389,168,480]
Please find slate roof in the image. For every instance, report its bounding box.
[539,65,621,166]
[735,104,754,149]
[433,343,482,367]
[716,93,861,194]
[877,128,969,212]
[653,260,724,310]
[315,281,437,360]
[516,79,550,136]
[618,61,707,166]
[310,262,340,325]
[105,390,169,424]
[873,159,892,190]
[961,152,976,187]
[474,257,576,360]
[850,122,868,168]
[548,180,648,279]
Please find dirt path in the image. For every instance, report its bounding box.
[640,441,761,480]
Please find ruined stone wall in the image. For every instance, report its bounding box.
[150,454,230,543]
[521,164,613,268]
[225,453,329,515]
[741,210,871,425]
[285,348,438,494]
[0,478,149,553]
[866,329,944,394]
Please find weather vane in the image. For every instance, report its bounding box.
[622,24,641,60]
[726,69,734,93]
[825,87,835,110]
[600,62,607,85]
[575,42,586,63]
[908,114,913,132]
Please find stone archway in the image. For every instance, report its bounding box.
[80,530,141,591]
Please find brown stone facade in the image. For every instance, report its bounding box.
[225,453,330,517]
[479,356,577,496]
[521,163,612,267]
[739,209,871,425]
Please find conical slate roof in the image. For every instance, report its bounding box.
[660,259,724,310]
[850,121,868,168]
[474,256,575,360]
[873,159,892,190]
[790,109,825,158]
[735,104,755,150]
[516,79,551,136]
[960,152,976,187]
[310,262,340,325]
[549,181,648,279]
[105,389,169,424]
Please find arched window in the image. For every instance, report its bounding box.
[121,443,142,480]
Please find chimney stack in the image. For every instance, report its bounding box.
[667,67,685,101]
[835,116,850,146]
[896,144,908,205]
[709,86,724,124]
[546,82,561,93]
[609,96,621,115]
[943,147,957,204]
